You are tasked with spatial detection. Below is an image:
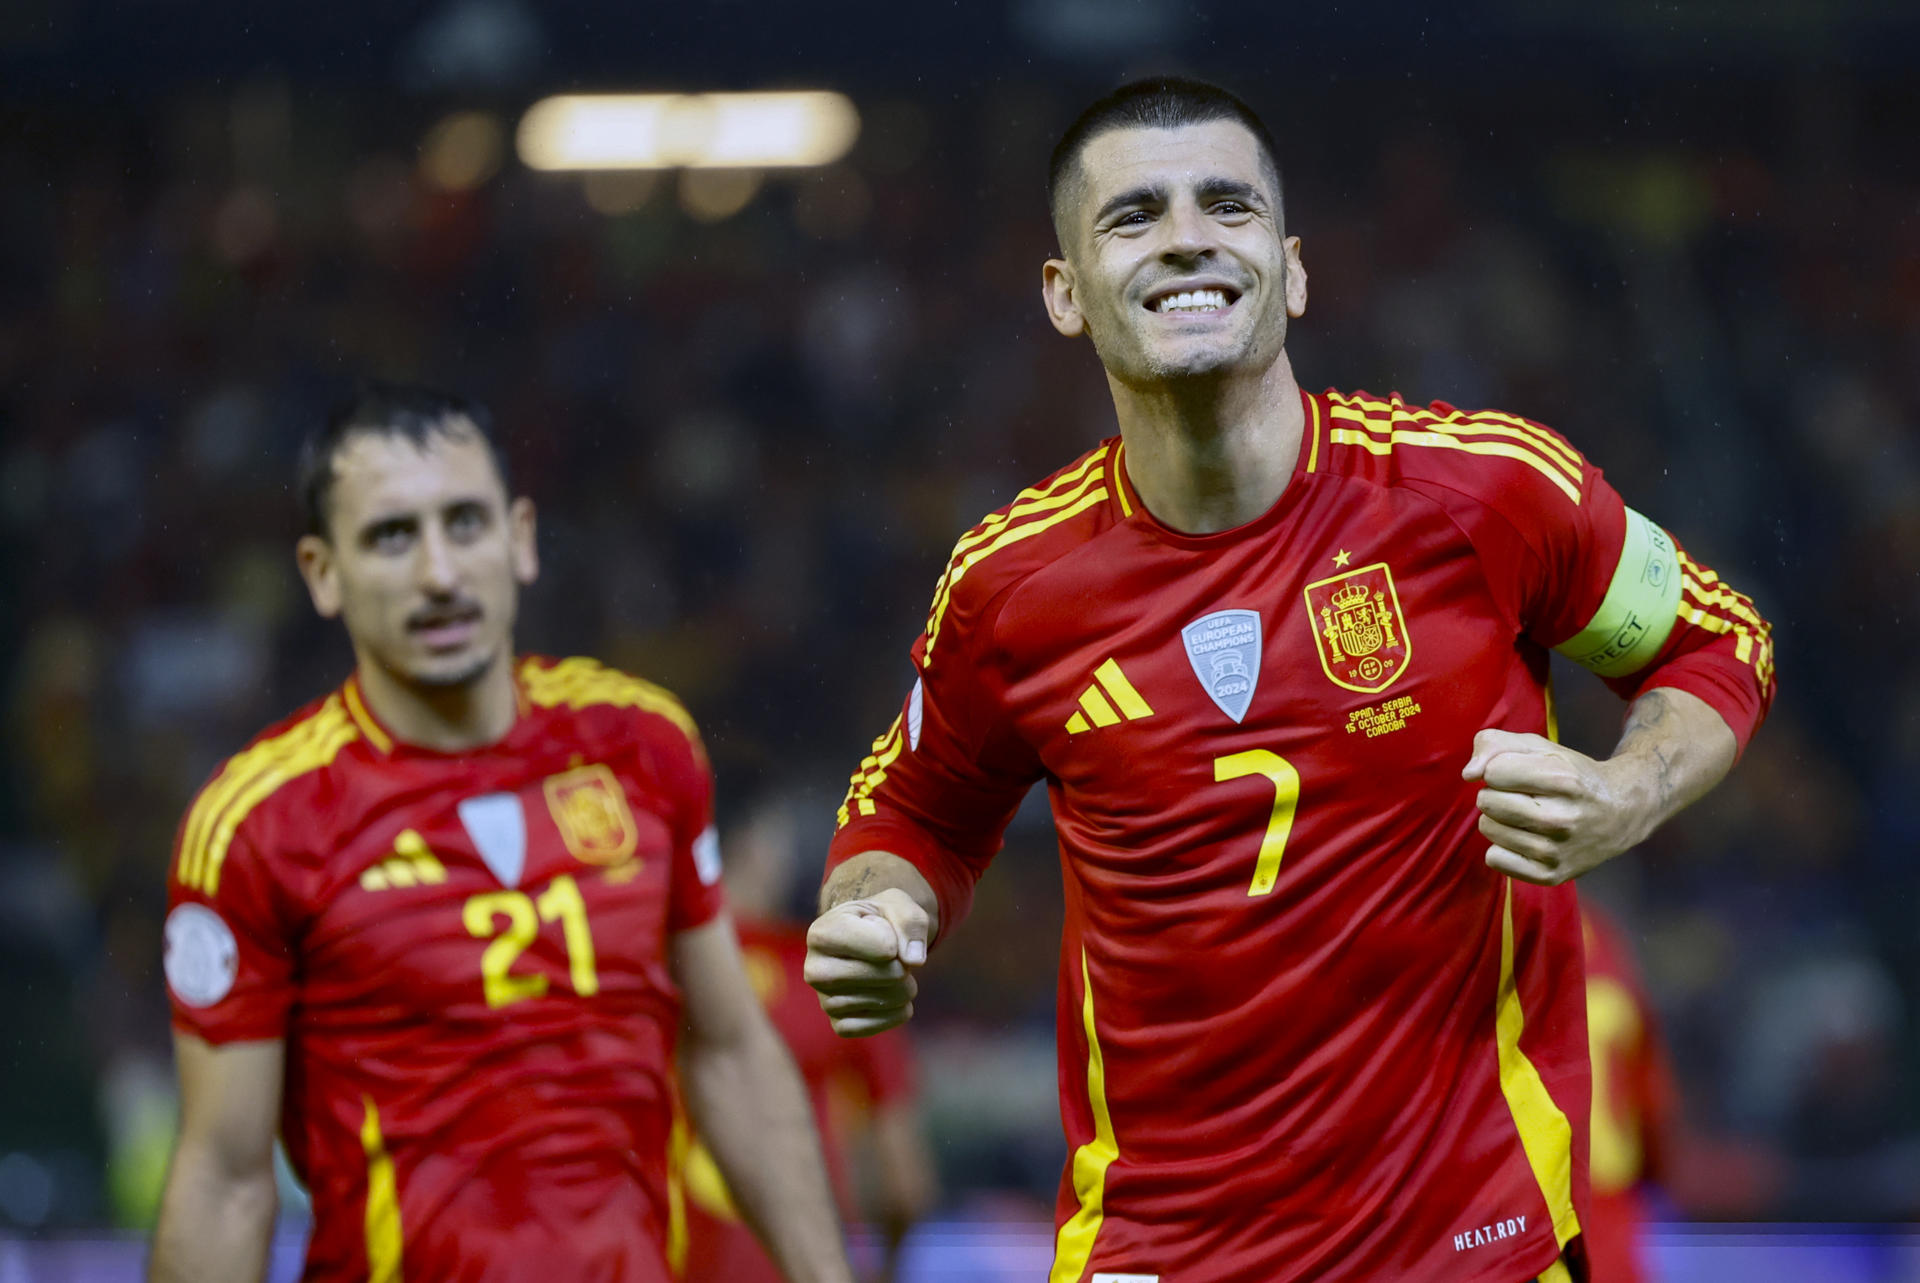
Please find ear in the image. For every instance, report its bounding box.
[1283,236,1308,318]
[509,496,539,585]
[1041,257,1086,338]
[296,534,342,618]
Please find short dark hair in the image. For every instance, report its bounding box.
[1047,76,1284,249]
[298,381,509,538]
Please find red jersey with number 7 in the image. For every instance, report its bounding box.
[163,656,726,1283]
[826,388,1774,1283]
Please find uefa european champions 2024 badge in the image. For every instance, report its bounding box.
[1181,609,1261,723]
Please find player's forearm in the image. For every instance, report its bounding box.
[819,850,941,940]
[682,1020,853,1283]
[1602,686,1737,846]
[869,1103,937,1241]
[148,1144,277,1283]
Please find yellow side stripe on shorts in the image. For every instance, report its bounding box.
[1496,881,1582,1250]
[361,1095,403,1283]
[1050,948,1118,1283]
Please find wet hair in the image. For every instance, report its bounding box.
[298,381,509,538]
[1047,76,1284,249]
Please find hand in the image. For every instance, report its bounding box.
[1461,728,1650,886]
[803,889,931,1037]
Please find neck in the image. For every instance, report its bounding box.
[1110,350,1306,534]
[353,648,519,752]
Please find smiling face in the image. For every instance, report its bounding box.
[295,423,537,692]
[1043,119,1307,388]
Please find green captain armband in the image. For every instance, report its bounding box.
[1553,506,1684,678]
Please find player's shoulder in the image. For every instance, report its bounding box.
[517,654,705,762]
[1315,388,1590,511]
[174,685,366,895]
[920,439,1124,663]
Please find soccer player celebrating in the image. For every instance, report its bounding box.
[805,79,1774,1283]
[150,385,853,1283]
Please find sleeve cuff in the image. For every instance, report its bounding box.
[1617,652,1771,758]
[826,815,979,943]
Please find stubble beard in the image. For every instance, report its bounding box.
[403,644,499,691]
[1095,316,1264,393]
[1089,281,1286,394]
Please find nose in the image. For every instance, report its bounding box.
[416,523,460,595]
[1159,195,1217,262]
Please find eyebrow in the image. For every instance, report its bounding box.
[1093,177,1268,226]
[356,512,418,542]
[1094,185,1163,225]
[354,494,494,536]
[1197,178,1264,206]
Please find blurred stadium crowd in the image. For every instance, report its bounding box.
[1,32,1918,1241]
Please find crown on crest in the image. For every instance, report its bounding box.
[1330,581,1373,610]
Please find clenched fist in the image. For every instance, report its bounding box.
[1462,727,1648,886]
[804,889,931,1037]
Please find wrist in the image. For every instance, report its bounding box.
[1598,750,1665,849]
[820,851,941,939]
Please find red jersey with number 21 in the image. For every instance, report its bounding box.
[828,389,1773,1283]
[164,656,725,1283]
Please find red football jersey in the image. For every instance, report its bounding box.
[163,656,726,1283]
[827,389,1773,1283]
[1582,906,1679,1283]
[678,919,916,1283]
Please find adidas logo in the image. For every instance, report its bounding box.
[360,829,448,892]
[1066,659,1155,734]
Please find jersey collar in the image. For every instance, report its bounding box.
[341,663,533,757]
[1112,386,1323,550]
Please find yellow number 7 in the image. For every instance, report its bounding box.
[1213,750,1300,896]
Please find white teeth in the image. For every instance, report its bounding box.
[1155,288,1229,313]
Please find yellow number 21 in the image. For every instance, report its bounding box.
[462,874,600,1009]
[1213,750,1301,897]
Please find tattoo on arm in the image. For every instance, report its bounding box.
[822,863,881,911]
[1619,689,1673,740]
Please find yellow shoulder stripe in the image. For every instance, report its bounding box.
[923,481,1109,665]
[1677,553,1767,632]
[949,447,1109,562]
[1678,569,1774,687]
[520,657,703,756]
[1425,403,1583,473]
[1327,395,1583,502]
[837,714,904,829]
[1338,392,1583,476]
[176,696,359,897]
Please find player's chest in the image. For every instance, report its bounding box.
[297,757,679,1013]
[1003,499,1513,784]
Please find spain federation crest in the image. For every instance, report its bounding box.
[1304,562,1412,694]
[1181,608,1262,723]
[543,764,639,865]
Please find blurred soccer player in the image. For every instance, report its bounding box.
[149,385,852,1283]
[678,792,935,1283]
[806,78,1775,1283]
[1583,904,1681,1283]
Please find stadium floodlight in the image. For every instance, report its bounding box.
[516,92,859,171]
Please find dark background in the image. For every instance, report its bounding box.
[2,0,1917,1237]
